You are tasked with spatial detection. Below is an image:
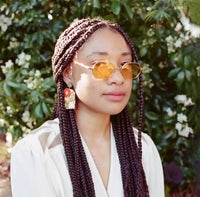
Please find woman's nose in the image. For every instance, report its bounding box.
[107,66,125,85]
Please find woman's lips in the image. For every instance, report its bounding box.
[103,91,126,101]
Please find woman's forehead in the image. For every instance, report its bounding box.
[75,28,132,60]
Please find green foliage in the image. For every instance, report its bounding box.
[183,0,200,26]
[0,0,200,195]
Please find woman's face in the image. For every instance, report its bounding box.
[65,28,133,115]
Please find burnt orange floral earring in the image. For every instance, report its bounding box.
[64,83,75,109]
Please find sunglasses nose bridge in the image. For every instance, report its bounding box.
[109,66,126,81]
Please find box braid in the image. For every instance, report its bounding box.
[51,18,149,197]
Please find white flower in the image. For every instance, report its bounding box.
[167,45,175,53]
[6,106,13,115]
[0,119,5,127]
[148,80,154,88]
[166,107,176,117]
[1,60,14,75]
[25,117,35,129]
[178,125,193,137]
[6,132,12,146]
[16,52,31,68]
[16,52,26,65]
[184,98,194,107]
[25,54,31,61]
[24,78,38,89]
[48,14,53,20]
[175,122,182,131]
[143,79,154,88]
[175,22,182,32]
[27,121,33,128]
[1,24,7,31]
[35,70,41,77]
[70,18,79,27]
[142,63,152,74]
[8,37,19,50]
[29,70,34,76]
[146,7,152,11]
[175,94,195,107]
[197,66,200,77]
[174,39,182,48]
[5,60,14,68]
[175,95,187,104]
[1,65,7,74]
[22,111,30,123]
[24,62,29,68]
[175,122,193,137]
[22,126,31,134]
[177,113,187,123]
[147,28,155,37]
[166,35,173,42]
[0,15,12,32]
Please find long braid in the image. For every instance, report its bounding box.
[57,78,95,196]
[57,78,80,195]
[110,22,149,196]
[68,109,95,196]
[52,18,149,196]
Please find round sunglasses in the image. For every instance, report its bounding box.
[74,61,142,79]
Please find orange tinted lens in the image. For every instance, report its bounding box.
[121,63,141,79]
[93,62,114,78]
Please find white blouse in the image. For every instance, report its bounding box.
[11,118,164,197]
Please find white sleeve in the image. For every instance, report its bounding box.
[141,133,165,197]
[10,134,57,197]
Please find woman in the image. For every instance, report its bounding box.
[11,18,164,197]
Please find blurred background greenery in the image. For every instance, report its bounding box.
[0,0,200,196]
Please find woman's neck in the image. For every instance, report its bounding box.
[75,105,111,141]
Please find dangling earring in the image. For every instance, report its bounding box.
[64,83,75,109]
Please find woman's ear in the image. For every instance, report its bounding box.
[62,65,73,85]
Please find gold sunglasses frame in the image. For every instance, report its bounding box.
[74,61,142,79]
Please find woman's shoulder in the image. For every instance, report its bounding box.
[133,127,165,196]
[133,127,156,148]
[12,118,61,154]
[132,127,161,162]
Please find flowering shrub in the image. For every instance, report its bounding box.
[0,0,200,196]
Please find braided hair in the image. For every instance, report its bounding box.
[51,18,149,197]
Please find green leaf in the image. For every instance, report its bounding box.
[184,56,190,68]
[37,32,44,46]
[155,10,170,22]
[19,16,28,26]
[30,91,44,102]
[140,47,147,57]
[45,98,55,104]
[24,34,33,48]
[7,80,21,88]
[176,71,185,84]
[145,10,158,22]
[185,70,192,81]
[93,0,100,8]
[48,33,56,42]
[111,1,121,15]
[34,103,43,119]
[122,3,133,19]
[42,102,51,115]
[168,68,181,78]
[3,83,12,96]
[145,111,158,121]
[21,69,29,76]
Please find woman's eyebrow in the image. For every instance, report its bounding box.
[121,52,131,56]
[86,52,108,58]
[87,51,131,58]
